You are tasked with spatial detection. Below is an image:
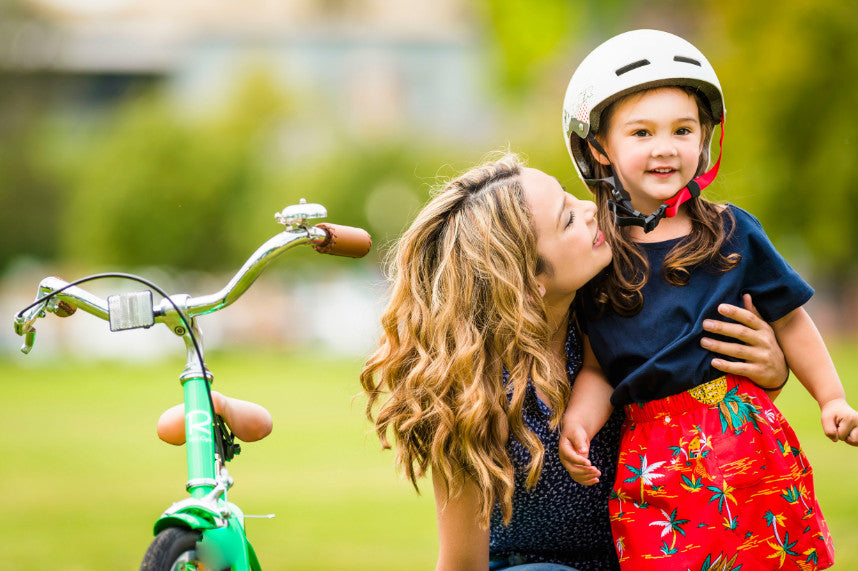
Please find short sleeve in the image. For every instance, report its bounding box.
[729,206,814,322]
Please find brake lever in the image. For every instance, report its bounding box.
[14,301,46,354]
[19,329,36,354]
[14,283,80,354]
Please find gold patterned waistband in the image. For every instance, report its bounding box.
[624,375,749,422]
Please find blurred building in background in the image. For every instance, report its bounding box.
[1,0,491,141]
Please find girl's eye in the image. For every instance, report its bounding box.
[632,129,649,137]
[676,127,692,135]
[565,210,575,229]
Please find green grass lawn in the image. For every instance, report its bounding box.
[2,339,857,570]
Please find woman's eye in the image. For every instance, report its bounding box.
[565,210,575,229]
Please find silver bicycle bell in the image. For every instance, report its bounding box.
[275,199,327,229]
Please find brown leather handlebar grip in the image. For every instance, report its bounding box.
[313,223,372,258]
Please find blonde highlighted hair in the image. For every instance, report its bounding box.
[360,153,569,526]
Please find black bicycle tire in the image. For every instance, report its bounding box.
[139,527,202,571]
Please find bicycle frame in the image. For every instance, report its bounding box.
[13,200,371,571]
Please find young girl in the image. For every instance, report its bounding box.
[559,29,858,570]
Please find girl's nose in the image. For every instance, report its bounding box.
[652,136,679,157]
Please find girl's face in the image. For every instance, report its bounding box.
[593,87,705,215]
[521,167,612,303]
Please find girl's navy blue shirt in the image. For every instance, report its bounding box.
[489,317,622,571]
[580,205,813,407]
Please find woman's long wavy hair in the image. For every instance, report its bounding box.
[360,153,569,527]
[581,86,739,315]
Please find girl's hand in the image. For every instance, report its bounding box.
[701,293,788,390]
[821,398,858,446]
[559,422,601,486]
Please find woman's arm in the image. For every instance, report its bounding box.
[432,471,490,571]
[701,293,789,397]
[156,391,273,445]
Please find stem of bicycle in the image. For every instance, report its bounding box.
[175,317,219,498]
[183,376,218,497]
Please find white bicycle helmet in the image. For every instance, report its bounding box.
[562,29,725,231]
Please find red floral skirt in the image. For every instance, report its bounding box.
[609,374,834,570]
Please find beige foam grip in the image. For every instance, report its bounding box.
[313,223,372,258]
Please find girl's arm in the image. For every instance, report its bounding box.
[432,471,490,571]
[559,335,615,485]
[772,307,858,445]
[701,293,789,397]
[156,391,273,445]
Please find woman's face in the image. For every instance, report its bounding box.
[521,167,612,303]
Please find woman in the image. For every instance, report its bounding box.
[359,153,788,571]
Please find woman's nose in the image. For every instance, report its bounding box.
[575,197,598,218]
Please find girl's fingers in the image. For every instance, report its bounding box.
[559,439,591,466]
[838,419,858,444]
[821,415,839,442]
[845,426,858,446]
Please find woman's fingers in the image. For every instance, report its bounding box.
[701,335,758,361]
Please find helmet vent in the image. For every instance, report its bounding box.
[615,59,650,76]
[674,55,702,67]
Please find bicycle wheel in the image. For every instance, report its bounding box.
[140,527,203,571]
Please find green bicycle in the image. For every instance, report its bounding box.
[13,200,372,571]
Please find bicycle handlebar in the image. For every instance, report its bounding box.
[13,202,371,354]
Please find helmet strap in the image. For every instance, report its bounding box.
[583,117,725,233]
[662,116,725,218]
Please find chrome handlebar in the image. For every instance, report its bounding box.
[13,201,372,355]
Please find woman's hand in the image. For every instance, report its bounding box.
[701,293,789,393]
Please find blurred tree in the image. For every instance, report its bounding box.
[0,99,62,270]
[46,69,293,271]
[253,137,451,268]
[0,2,62,272]
[13,64,458,273]
[478,0,632,98]
[712,0,858,286]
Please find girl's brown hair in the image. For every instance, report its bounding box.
[581,86,739,315]
[360,153,569,526]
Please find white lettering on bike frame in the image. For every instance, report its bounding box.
[186,410,212,442]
